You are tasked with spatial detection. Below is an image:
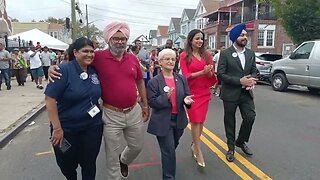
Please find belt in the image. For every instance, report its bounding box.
[103,102,137,114]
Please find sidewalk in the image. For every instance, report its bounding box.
[0,77,46,148]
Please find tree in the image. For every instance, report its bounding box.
[11,18,19,22]
[271,0,320,44]
[45,17,65,24]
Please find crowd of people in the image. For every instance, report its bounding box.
[43,21,257,180]
[0,39,70,91]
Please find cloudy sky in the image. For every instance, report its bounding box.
[6,0,199,41]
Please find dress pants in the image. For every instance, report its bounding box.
[223,89,256,150]
[102,103,144,180]
[156,114,184,180]
[42,66,50,80]
[53,124,103,180]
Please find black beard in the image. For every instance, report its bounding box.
[236,40,247,47]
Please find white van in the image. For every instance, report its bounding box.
[271,40,320,92]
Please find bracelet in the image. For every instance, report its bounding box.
[142,106,149,109]
[53,127,62,131]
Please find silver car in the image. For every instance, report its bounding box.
[256,53,283,82]
[271,40,320,93]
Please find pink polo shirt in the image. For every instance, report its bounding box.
[164,77,178,114]
[92,49,143,108]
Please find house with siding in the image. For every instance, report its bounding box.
[156,25,169,46]
[202,0,294,55]
[168,17,181,48]
[179,8,196,49]
[148,30,157,47]
[12,22,71,44]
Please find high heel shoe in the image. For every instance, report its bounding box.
[197,161,206,167]
[196,151,206,168]
[191,143,197,160]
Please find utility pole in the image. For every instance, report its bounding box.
[86,4,89,39]
[71,0,77,42]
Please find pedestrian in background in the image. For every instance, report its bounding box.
[179,29,217,167]
[147,49,194,180]
[45,37,103,180]
[217,23,257,162]
[0,38,12,90]
[28,45,44,89]
[135,39,150,87]
[41,46,51,81]
[11,48,26,86]
[212,46,225,96]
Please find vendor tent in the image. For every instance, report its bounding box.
[9,28,69,50]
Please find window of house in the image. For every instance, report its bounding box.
[258,30,264,46]
[54,31,58,39]
[258,24,275,47]
[209,35,216,49]
[182,25,186,35]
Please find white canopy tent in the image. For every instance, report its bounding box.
[9,29,69,50]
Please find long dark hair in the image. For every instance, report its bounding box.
[68,37,94,60]
[184,29,209,64]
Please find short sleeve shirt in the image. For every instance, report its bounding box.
[44,60,102,132]
[92,49,143,108]
[0,49,10,69]
[28,51,42,69]
[41,52,51,66]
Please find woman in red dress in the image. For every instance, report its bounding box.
[179,29,217,167]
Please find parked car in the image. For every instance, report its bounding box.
[255,53,283,82]
[270,40,320,92]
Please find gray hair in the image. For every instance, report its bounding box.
[0,38,5,46]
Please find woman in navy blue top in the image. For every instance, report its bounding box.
[44,37,103,180]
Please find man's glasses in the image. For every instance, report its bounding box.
[111,37,127,42]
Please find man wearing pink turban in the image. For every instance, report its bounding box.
[97,21,149,179]
[48,21,150,179]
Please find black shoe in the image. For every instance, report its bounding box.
[226,150,234,162]
[38,85,44,89]
[236,142,253,156]
[119,154,129,178]
[7,86,11,90]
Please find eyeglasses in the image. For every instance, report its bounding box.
[111,37,128,42]
[161,58,176,62]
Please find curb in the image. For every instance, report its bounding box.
[0,103,46,149]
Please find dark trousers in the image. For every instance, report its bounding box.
[53,124,103,180]
[156,114,184,180]
[223,90,256,150]
[42,66,49,80]
[13,69,25,85]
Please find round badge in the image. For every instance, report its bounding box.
[163,86,170,93]
[232,52,238,58]
[80,72,88,80]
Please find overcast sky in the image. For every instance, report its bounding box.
[6,0,199,42]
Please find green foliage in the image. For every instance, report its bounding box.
[45,17,65,24]
[272,0,320,44]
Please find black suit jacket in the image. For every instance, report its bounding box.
[217,46,257,102]
[147,72,191,136]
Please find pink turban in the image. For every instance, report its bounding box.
[103,21,130,43]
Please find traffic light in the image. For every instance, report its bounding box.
[66,17,70,29]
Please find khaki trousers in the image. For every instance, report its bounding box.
[102,103,144,180]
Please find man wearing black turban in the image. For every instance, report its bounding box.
[217,23,258,162]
